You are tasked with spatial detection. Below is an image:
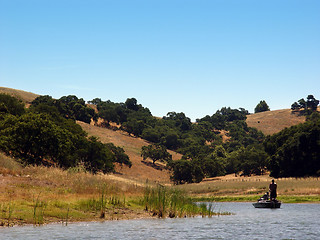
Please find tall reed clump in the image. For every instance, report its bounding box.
[78,184,108,215]
[142,184,223,218]
[0,202,14,227]
[33,193,47,226]
[77,184,127,219]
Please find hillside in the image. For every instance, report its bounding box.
[78,121,182,183]
[0,87,39,103]
[0,87,311,182]
[246,109,306,135]
[1,87,306,136]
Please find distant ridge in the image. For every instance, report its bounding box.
[0,86,307,136]
[0,87,39,103]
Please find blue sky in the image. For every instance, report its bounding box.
[1,0,319,121]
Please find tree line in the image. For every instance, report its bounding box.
[0,94,131,173]
[1,93,319,183]
[265,112,320,177]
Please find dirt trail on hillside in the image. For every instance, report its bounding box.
[78,122,182,184]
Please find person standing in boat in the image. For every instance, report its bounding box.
[269,179,277,200]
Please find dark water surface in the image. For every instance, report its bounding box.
[1,202,319,240]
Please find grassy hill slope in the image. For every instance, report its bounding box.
[0,87,309,182]
[78,121,182,183]
[0,87,39,103]
[246,109,305,135]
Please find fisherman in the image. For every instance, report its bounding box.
[258,192,269,201]
[269,179,277,201]
[263,192,269,200]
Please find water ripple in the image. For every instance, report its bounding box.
[1,203,319,240]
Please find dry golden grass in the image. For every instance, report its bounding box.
[176,174,320,200]
[78,121,182,184]
[1,87,318,204]
[0,87,39,104]
[246,109,305,135]
[0,86,307,137]
[0,166,144,201]
[0,162,151,225]
[0,87,309,183]
[0,152,23,176]
[1,154,319,226]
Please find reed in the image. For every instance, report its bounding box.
[33,193,47,226]
[142,184,231,218]
[0,202,14,227]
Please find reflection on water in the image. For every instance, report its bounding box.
[1,203,319,240]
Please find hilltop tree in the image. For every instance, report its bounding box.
[254,100,270,113]
[298,98,307,110]
[31,95,55,107]
[307,95,319,111]
[291,95,319,114]
[31,95,97,124]
[125,98,139,111]
[291,102,300,111]
[163,112,192,131]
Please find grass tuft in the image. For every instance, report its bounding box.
[142,184,232,218]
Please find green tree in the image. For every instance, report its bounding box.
[264,119,320,177]
[122,119,145,136]
[291,95,319,115]
[31,95,55,107]
[0,113,78,167]
[163,132,179,149]
[141,128,161,143]
[169,160,194,184]
[141,144,172,164]
[82,136,115,173]
[254,100,270,113]
[0,94,25,116]
[106,143,132,168]
[225,146,267,176]
[54,95,97,123]
[163,112,192,131]
[202,154,226,177]
[168,159,204,184]
[125,98,139,111]
[0,110,130,173]
[307,95,319,111]
[88,98,102,105]
[201,145,228,177]
[298,98,307,110]
[291,102,300,111]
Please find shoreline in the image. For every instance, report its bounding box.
[0,206,154,228]
[1,166,319,228]
[192,195,320,204]
[1,195,319,228]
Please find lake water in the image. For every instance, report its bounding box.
[1,202,319,240]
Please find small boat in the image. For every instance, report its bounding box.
[253,199,281,208]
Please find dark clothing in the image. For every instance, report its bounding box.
[270,190,277,200]
[269,182,277,200]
